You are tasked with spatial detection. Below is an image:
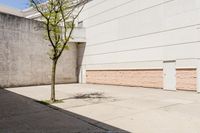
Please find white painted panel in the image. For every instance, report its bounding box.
[81,0,135,20]
[197,59,200,92]
[85,6,200,44]
[79,0,200,70]
[79,66,86,83]
[84,47,164,65]
[163,61,176,90]
[83,0,169,27]
[84,26,200,55]
[82,42,200,65]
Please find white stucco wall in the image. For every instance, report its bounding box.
[79,0,200,70]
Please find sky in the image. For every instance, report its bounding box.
[0,0,29,10]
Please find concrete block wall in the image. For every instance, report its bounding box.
[0,13,78,88]
[86,70,163,88]
[176,69,196,91]
[86,69,197,91]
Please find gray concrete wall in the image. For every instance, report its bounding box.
[0,13,78,88]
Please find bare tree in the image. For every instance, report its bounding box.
[30,0,86,102]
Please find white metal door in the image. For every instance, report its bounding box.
[163,61,176,91]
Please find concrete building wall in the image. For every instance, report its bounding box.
[79,0,200,90]
[0,13,78,88]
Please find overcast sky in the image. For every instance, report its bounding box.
[0,0,29,10]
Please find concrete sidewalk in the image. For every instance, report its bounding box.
[0,88,127,133]
[6,84,200,133]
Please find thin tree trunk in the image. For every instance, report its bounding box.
[51,59,57,102]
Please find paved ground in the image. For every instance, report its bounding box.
[5,84,200,133]
[0,88,127,133]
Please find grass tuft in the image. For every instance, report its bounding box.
[36,99,64,105]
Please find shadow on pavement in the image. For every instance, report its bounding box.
[60,92,113,101]
[0,89,129,133]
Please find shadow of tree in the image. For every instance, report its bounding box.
[59,92,117,104]
[0,89,129,133]
[73,92,106,99]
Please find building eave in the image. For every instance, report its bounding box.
[0,4,23,17]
